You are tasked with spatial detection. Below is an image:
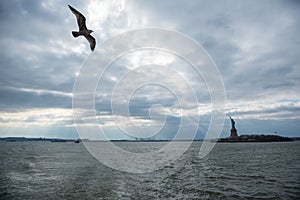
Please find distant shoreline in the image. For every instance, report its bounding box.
[1,136,299,142]
[0,137,203,142]
[0,137,76,142]
[217,134,295,143]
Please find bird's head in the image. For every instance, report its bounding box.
[88,30,93,34]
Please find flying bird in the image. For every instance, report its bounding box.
[68,5,96,51]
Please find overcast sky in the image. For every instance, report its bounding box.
[0,0,299,139]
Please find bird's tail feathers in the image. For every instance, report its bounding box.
[72,31,80,38]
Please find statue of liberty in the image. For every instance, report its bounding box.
[229,117,238,137]
[230,117,236,130]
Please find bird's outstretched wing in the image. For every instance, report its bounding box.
[85,35,96,51]
[68,5,87,31]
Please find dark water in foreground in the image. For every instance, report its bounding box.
[0,141,299,199]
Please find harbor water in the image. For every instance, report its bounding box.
[0,141,299,199]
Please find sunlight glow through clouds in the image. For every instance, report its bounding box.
[7,86,73,97]
[0,108,73,127]
[226,100,300,120]
[87,0,127,38]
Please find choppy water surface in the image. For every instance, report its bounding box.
[0,141,299,199]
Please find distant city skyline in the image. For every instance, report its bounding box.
[0,0,299,139]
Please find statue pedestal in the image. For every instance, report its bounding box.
[230,128,238,137]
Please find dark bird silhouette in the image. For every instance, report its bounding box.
[68,5,96,51]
